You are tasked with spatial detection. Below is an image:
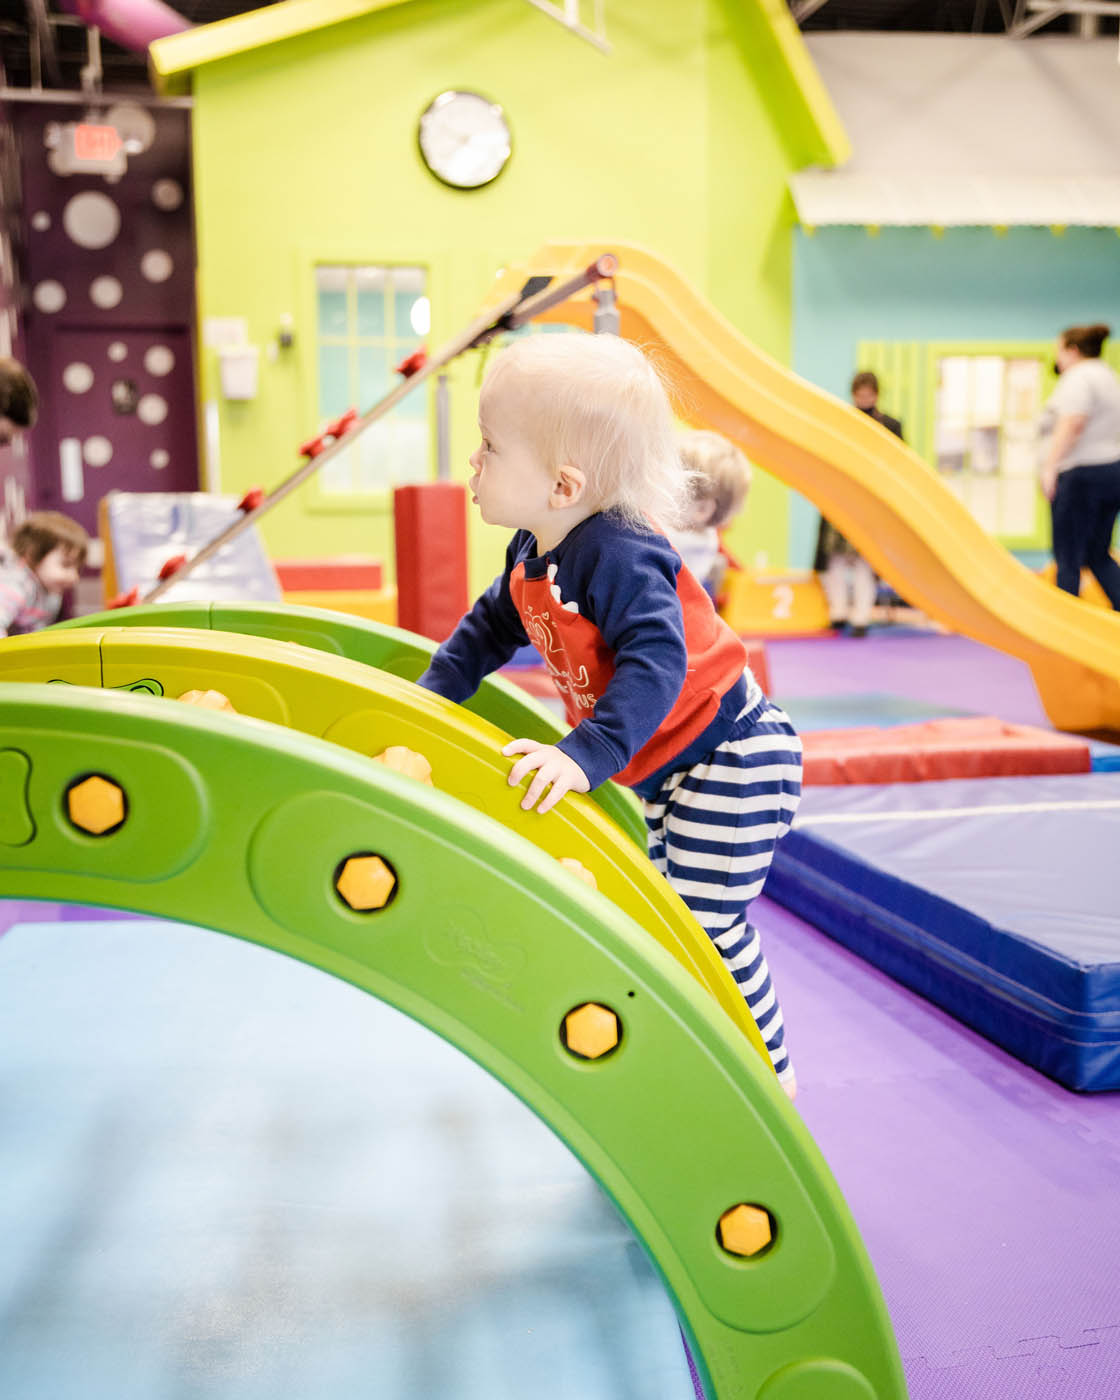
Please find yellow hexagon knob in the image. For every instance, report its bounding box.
[66,774,126,835]
[563,1002,620,1060]
[372,746,433,784]
[335,854,397,911]
[558,857,597,890]
[177,689,237,712]
[717,1203,773,1258]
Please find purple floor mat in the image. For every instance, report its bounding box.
[757,894,1120,1399]
[766,632,1052,728]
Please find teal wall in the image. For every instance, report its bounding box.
[790,226,1120,566]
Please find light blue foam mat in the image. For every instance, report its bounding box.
[774,693,973,732]
[0,917,694,1400]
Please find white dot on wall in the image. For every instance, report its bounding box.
[90,276,123,309]
[32,280,66,313]
[62,191,121,250]
[140,250,174,284]
[410,295,431,336]
[150,449,170,470]
[83,436,113,467]
[137,394,168,426]
[143,345,175,377]
[106,103,156,156]
[31,211,51,232]
[108,341,128,363]
[151,179,183,212]
[62,362,94,394]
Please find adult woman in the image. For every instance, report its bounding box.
[1041,324,1120,608]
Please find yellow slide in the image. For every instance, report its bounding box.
[490,242,1120,733]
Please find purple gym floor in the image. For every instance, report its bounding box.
[759,893,1120,1398]
[768,629,1053,729]
[761,628,1120,1397]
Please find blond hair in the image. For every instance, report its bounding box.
[482,331,690,530]
[678,430,751,529]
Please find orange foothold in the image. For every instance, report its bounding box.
[563,1002,620,1060]
[372,745,433,784]
[177,689,237,712]
[558,857,597,890]
[336,854,396,911]
[66,775,126,835]
[717,1203,773,1258]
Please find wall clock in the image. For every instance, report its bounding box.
[418,90,512,190]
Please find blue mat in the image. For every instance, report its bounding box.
[767,774,1120,1092]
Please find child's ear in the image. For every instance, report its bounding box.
[551,464,586,509]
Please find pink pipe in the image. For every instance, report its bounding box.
[58,0,192,53]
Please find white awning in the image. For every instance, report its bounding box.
[795,33,1120,228]
[790,171,1120,228]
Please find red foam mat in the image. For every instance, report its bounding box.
[802,716,1090,785]
[274,557,383,591]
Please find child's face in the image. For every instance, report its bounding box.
[470,381,555,533]
[33,544,81,595]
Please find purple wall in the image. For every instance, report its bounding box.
[17,103,198,537]
[0,101,34,533]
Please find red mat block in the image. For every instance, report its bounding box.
[802,716,1091,786]
[394,483,469,643]
[274,557,383,591]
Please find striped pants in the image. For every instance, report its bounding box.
[643,698,802,1083]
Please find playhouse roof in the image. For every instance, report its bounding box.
[149,0,849,168]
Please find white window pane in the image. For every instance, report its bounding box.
[316,267,349,294]
[392,266,425,294]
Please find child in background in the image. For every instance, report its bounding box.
[417,333,801,1096]
[666,429,752,600]
[0,511,89,636]
[0,356,38,449]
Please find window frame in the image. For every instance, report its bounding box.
[298,250,434,516]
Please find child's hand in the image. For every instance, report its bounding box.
[502,739,590,814]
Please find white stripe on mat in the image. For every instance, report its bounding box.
[795,798,1120,827]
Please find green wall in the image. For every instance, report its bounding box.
[191,0,802,591]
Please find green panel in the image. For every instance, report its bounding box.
[188,0,814,582]
[0,681,904,1397]
[858,337,1054,551]
[54,602,647,848]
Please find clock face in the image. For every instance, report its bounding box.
[418,90,512,190]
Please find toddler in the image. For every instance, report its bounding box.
[417,332,801,1094]
[0,511,88,636]
[666,430,751,599]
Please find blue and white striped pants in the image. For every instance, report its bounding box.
[643,698,802,1082]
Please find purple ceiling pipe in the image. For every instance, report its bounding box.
[57,0,192,53]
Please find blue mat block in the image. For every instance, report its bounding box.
[1088,738,1120,773]
[767,774,1120,1092]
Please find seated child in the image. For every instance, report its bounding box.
[0,511,88,636]
[666,429,751,599]
[417,332,801,1096]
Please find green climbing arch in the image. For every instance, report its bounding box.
[0,681,905,1398]
[56,602,647,848]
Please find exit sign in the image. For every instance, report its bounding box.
[73,123,122,164]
